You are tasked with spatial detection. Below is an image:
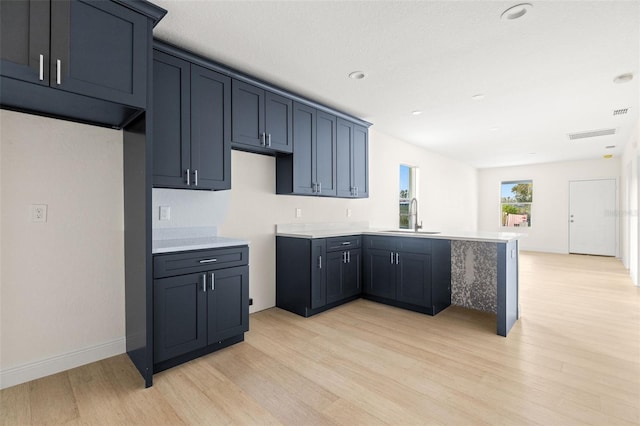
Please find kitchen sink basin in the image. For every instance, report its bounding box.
[381,229,441,235]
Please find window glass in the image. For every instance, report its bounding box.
[400,165,418,228]
[501,180,532,227]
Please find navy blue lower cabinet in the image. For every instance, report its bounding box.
[362,236,451,315]
[152,246,249,373]
[276,236,361,317]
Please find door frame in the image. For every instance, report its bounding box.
[568,177,619,257]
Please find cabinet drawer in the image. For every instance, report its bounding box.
[363,236,395,251]
[397,237,432,254]
[154,246,249,278]
[325,236,361,252]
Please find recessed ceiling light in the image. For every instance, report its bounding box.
[613,73,633,84]
[411,110,423,116]
[348,71,366,80]
[501,3,532,20]
[605,145,616,149]
[603,154,614,159]
[471,94,485,101]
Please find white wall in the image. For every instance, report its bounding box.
[153,127,479,313]
[0,110,125,388]
[620,122,639,286]
[478,159,622,254]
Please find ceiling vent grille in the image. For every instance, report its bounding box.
[613,108,629,116]
[568,128,616,140]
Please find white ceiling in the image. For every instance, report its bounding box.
[152,0,640,168]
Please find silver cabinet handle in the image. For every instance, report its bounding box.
[201,273,207,292]
[56,59,61,85]
[261,132,266,146]
[347,251,351,263]
[342,251,347,263]
[267,133,271,147]
[341,242,351,246]
[318,182,322,193]
[395,252,399,264]
[39,54,44,81]
[312,182,317,193]
[194,169,198,186]
[318,255,322,269]
[186,168,190,185]
[210,272,215,291]
[199,258,217,264]
[390,252,394,264]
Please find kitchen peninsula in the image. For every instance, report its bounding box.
[276,223,521,337]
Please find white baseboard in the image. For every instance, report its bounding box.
[0,337,125,390]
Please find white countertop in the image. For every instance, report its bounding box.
[152,227,249,254]
[276,223,523,243]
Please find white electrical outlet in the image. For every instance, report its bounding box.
[346,208,352,217]
[295,208,302,218]
[31,204,48,223]
[159,206,171,221]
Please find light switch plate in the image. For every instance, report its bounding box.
[346,208,352,217]
[159,206,171,221]
[295,208,302,218]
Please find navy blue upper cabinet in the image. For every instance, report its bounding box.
[337,118,369,198]
[275,102,337,196]
[231,80,293,153]
[152,45,231,191]
[0,0,164,127]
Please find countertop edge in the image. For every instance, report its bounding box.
[276,230,523,243]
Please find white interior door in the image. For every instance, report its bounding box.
[569,179,617,256]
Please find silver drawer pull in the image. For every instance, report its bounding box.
[39,54,44,81]
[341,242,351,246]
[199,258,218,264]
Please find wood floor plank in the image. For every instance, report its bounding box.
[1,252,638,425]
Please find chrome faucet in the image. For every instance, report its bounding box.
[410,197,423,232]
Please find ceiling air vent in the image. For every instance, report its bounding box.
[568,128,616,141]
[613,108,629,116]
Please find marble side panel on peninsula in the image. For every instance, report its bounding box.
[451,241,498,314]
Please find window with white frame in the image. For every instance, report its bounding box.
[400,165,418,228]
[501,180,532,227]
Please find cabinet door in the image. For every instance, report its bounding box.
[396,252,432,307]
[364,248,395,299]
[292,102,316,195]
[154,273,207,363]
[231,80,264,148]
[310,239,327,309]
[152,51,191,188]
[326,251,345,305]
[207,266,249,343]
[316,111,337,196]
[0,0,50,85]
[50,0,147,107]
[336,118,354,197]
[190,65,231,190]
[265,91,292,153]
[352,124,369,198]
[343,249,362,298]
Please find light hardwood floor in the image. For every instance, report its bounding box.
[2,251,639,425]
